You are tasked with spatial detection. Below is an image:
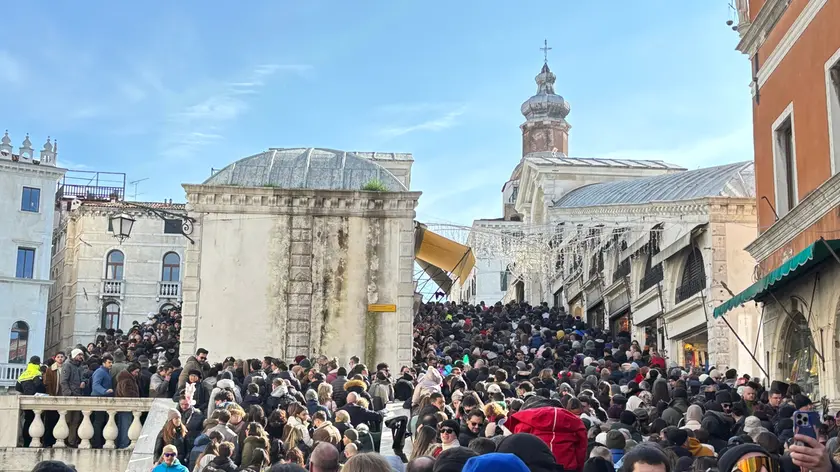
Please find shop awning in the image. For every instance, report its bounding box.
[415,259,453,295]
[415,224,476,286]
[651,224,707,267]
[713,239,840,318]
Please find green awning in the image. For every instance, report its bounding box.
[713,239,840,318]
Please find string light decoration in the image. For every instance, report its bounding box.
[424,219,673,296]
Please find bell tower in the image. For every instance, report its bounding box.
[520,40,572,157]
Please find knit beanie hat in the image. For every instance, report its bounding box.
[606,430,626,450]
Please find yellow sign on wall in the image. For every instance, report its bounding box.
[368,304,397,312]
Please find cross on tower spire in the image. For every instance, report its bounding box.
[540,39,552,64]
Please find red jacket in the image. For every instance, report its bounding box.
[505,407,587,472]
[650,356,666,370]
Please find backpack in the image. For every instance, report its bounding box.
[371,384,387,411]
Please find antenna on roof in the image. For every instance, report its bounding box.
[129,178,149,200]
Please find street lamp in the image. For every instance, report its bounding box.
[107,201,196,244]
[110,213,136,243]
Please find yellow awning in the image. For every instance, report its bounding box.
[415,224,476,284]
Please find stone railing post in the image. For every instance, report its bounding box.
[17,396,155,451]
[103,411,118,449]
[28,409,44,447]
[128,410,142,448]
[53,410,69,448]
[78,410,94,449]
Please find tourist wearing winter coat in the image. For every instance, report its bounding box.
[150,364,172,398]
[177,349,209,391]
[282,403,314,451]
[59,349,85,396]
[154,410,188,466]
[152,444,189,472]
[239,423,270,468]
[411,366,443,408]
[205,442,237,472]
[312,411,342,446]
[207,377,241,416]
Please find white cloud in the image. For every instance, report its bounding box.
[376,102,462,114]
[379,107,466,138]
[0,50,25,83]
[163,63,312,159]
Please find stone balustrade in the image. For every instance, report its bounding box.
[0,363,25,388]
[0,396,154,450]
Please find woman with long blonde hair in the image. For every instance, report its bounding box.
[409,425,439,461]
[282,403,313,452]
[317,382,336,413]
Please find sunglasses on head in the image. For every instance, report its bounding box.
[163,453,176,458]
[731,456,779,472]
[440,428,455,434]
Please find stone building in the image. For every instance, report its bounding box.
[179,148,420,370]
[0,132,64,373]
[455,56,683,305]
[714,0,840,403]
[47,186,188,354]
[546,162,762,375]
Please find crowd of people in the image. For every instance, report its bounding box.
[15,300,840,472]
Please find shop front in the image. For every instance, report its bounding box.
[588,302,606,330]
[585,282,605,330]
[631,282,663,350]
[679,330,710,371]
[611,309,631,335]
[663,292,709,372]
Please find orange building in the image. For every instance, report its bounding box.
[715,0,840,404]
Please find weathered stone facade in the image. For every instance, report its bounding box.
[179,186,419,370]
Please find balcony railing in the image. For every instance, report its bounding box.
[101,279,124,299]
[157,281,181,301]
[675,277,706,304]
[0,363,25,387]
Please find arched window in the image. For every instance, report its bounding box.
[105,250,124,280]
[676,247,706,303]
[9,321,29,364]
[783,308,819,398]
[613,241,631,281]
[161,252,181,281]
[640,254,664,293]
[102,301,120,330]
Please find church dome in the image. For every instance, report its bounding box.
[521,63,571,121]
[204,148,407,191]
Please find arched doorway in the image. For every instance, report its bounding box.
[782,306,819,398]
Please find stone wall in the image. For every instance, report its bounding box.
[180,186,420,370]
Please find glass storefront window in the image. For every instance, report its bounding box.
[680,332,709,371]
[612,314,630,334]
[588,303,605,330]
[644,325,658,350]
[784,312,819,399]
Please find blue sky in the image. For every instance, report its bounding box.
[0,2,751,226]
